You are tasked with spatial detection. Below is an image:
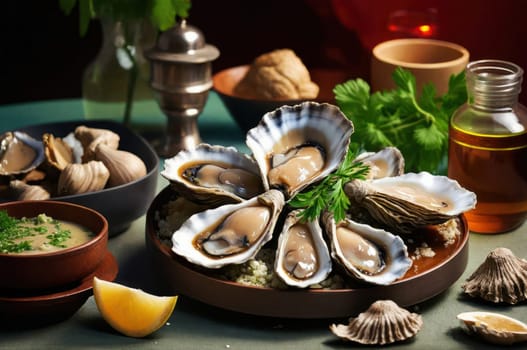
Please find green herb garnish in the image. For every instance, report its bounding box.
[289,145,370,223]
[46,229,72,248]
[333,67,467,174]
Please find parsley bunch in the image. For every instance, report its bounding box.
[289,145,370,223]
[334,67,467,174]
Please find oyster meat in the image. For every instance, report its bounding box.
[0,131,45,176]
[323,213,412,285]
[457,311,527,345]
[345,171,477,234]
[274,209,332,288]
[171,190,285,268]
[246,102,353,199]
[162,144,264,204]
[330,300,423,345]
[353,147,405,179]
[462,247,527,304]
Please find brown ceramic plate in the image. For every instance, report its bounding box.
[146,186,469,319]
[0,251,118,327]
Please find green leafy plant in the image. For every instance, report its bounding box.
[59,0,191,35]
[59,0,192,125]
[333,67,467,174]
[289,144,370,223]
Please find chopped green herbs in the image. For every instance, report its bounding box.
[289,145,370,223]
[333,67,467,174]
[0,211,74,253]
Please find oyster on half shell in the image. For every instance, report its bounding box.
[171,189,285,269]
[162,144,264,204]
[330,300,423,345]
[345,172,477,234]
[246,102,353,199]
[274,209,332,288]
[323,213,412,285]
[457,311,527,345]
[353,147,405,180]
[0,131,45,176]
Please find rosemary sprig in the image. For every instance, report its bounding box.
[289,145,370,222]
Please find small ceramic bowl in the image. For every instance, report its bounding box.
[213,65,352,133]
[0,200,108,291]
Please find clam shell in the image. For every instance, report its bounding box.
[171,189,285,269]
[323,213,412,285]
[274,209,332,288]
[457,311,527,345]
[0,131,45,176]
[162,143,264,204]
[345,172,477,234]
[246,101,353,199]
[462,247,527,304]
[330,299,423,345]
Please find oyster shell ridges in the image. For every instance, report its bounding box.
[462,247,527,304]
[345,172,477,234]
[330,299,423,345]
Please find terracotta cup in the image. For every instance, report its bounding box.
[371,38,469,95]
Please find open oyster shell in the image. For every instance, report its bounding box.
[462,247,527,304]
[0,131,45,176]
[246,101,353,199]
[162,143,264,204]
[345,172,477,234]
[323,213,412,285]
[274,209,332,288]
[171,189,285,269]
[457,311,527,345]
[354,147,405,179]
[330,299,423,345]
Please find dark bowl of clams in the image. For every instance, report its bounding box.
[0,120,159,235]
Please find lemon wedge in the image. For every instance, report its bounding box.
[92,277,178,338]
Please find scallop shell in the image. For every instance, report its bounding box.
[162,143,264,204]
[323,213,412,285]
[354,147,405,179]
[330,299,423,345]
[462,247,527,304]
[0,131,45,176]
[171,189,285,269]
[274,209,332,288]
[246,101,353,199]
[457,311,527,345]
[344,172,477,234]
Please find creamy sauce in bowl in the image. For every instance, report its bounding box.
[0,211,93,254]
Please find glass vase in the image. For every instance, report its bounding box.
[82,18,160,127]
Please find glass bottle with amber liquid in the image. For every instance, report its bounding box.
[448,60,527,233]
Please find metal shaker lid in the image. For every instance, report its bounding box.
[146,19,219,63]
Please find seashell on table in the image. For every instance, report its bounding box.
[461,247,527,304]
[457,311,527,345]
[330,299,423,345]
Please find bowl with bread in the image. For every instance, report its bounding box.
[213,49,352,133]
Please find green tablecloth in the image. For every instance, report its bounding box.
[0,95,526,349]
